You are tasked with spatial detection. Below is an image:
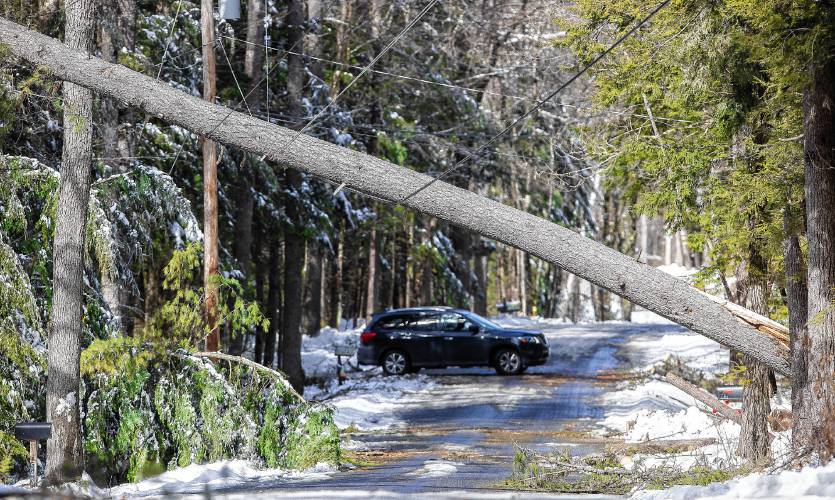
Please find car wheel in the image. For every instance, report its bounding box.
[382,350,410,376]
[494,348,522,375]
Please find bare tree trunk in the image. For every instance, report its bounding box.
[327,221,344,328]
[244,0,265,81]
[4,20,793,374]
[280,0,306,393]
[96,0,119,163]
[45,0,95,484]
[404,221,413,308]
[230,162,254,355]
[784,208,810,454]
[282,206,305,392]
[303,242,323,335]
[254,244,266,364]
[264,241,280,368]
[739,275,772,468]
[473,251,488,315]
[332,0,352,92]
[306,0,324,78]
[802,55,835,458]
[365,223,378,318]
[201,0,220,352]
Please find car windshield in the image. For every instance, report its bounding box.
[460,311,502,330]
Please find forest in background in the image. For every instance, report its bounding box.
[1,0,834,489]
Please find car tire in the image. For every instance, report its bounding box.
[382,350,410,376]
[493,348,523,375]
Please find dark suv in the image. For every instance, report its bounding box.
[358,307,549,375]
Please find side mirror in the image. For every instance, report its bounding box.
[468,324,480,334]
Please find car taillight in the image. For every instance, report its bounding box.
[360,331,377,345]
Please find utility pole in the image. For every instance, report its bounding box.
[201,0,220,351]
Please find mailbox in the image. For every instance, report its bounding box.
[15,422,51,486]
[15,422,52,442]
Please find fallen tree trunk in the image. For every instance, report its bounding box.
[0,17,791,375]
[665,373,742,425]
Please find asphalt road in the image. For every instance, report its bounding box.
[185,321,682,499]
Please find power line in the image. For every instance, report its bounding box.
[399,0,674,204]
[219,34,693,125]
[166,35,306,175]
[262,0,440,182]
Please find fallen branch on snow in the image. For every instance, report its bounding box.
[664,372,742,425]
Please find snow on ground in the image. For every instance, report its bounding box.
[108,460,335,498]
[302,325,443,431]
[307,372,439,431]
[409,460,463,478]
[302,326,361,381]
[632,460,835,499]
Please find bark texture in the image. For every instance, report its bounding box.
[282,171,305,392]
[739,276,772,468]
[802,55,835,457]
[0,18,792,375]
[303,243,323,336]
[45,0,95,484]
[784,209,810,454]
[280,0,306,393]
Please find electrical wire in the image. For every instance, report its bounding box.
[399,0,674,204]
[262,0,440,180]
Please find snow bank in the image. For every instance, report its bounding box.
[632,460,835,499]
[302,326,360,381]
[302,325,439,431]
[617,406,738,443]
[109,460,335,498]
[306,373,437,431]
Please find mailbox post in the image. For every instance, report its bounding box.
[14,422,51,486]
[334,344,356,386]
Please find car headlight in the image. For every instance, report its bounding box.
[519,336,540,344]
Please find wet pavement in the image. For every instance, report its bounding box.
[209,322,681,499]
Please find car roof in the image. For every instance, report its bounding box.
[372,306,454,317]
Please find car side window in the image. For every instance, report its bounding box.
[439,313,475,332]
[375,315,408,330]
[408,314,440,331]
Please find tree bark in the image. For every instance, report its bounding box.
[201,0,220,352]
[784,208,810,454]
[280,0,306,393]
[365,222,378,318]
[45,0,95,484]
[738,274,772,468]
[254,242,266,364]
[282,170,305,393]
[303,242,323,335]
[264,241,280,368]
[96,0,120,164]
[326,221,343,328]
[230,161,254,355]
[802,55,835,458]
[0,19,792,375]
[244,0,265,82]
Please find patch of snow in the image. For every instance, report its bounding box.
[409,460,462,478]
[632,460,835,499]
[108,460,335,498]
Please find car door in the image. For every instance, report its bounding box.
[438,312,487,366]
[405,313,444,366]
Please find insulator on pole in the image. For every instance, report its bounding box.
[219,0,240,20]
